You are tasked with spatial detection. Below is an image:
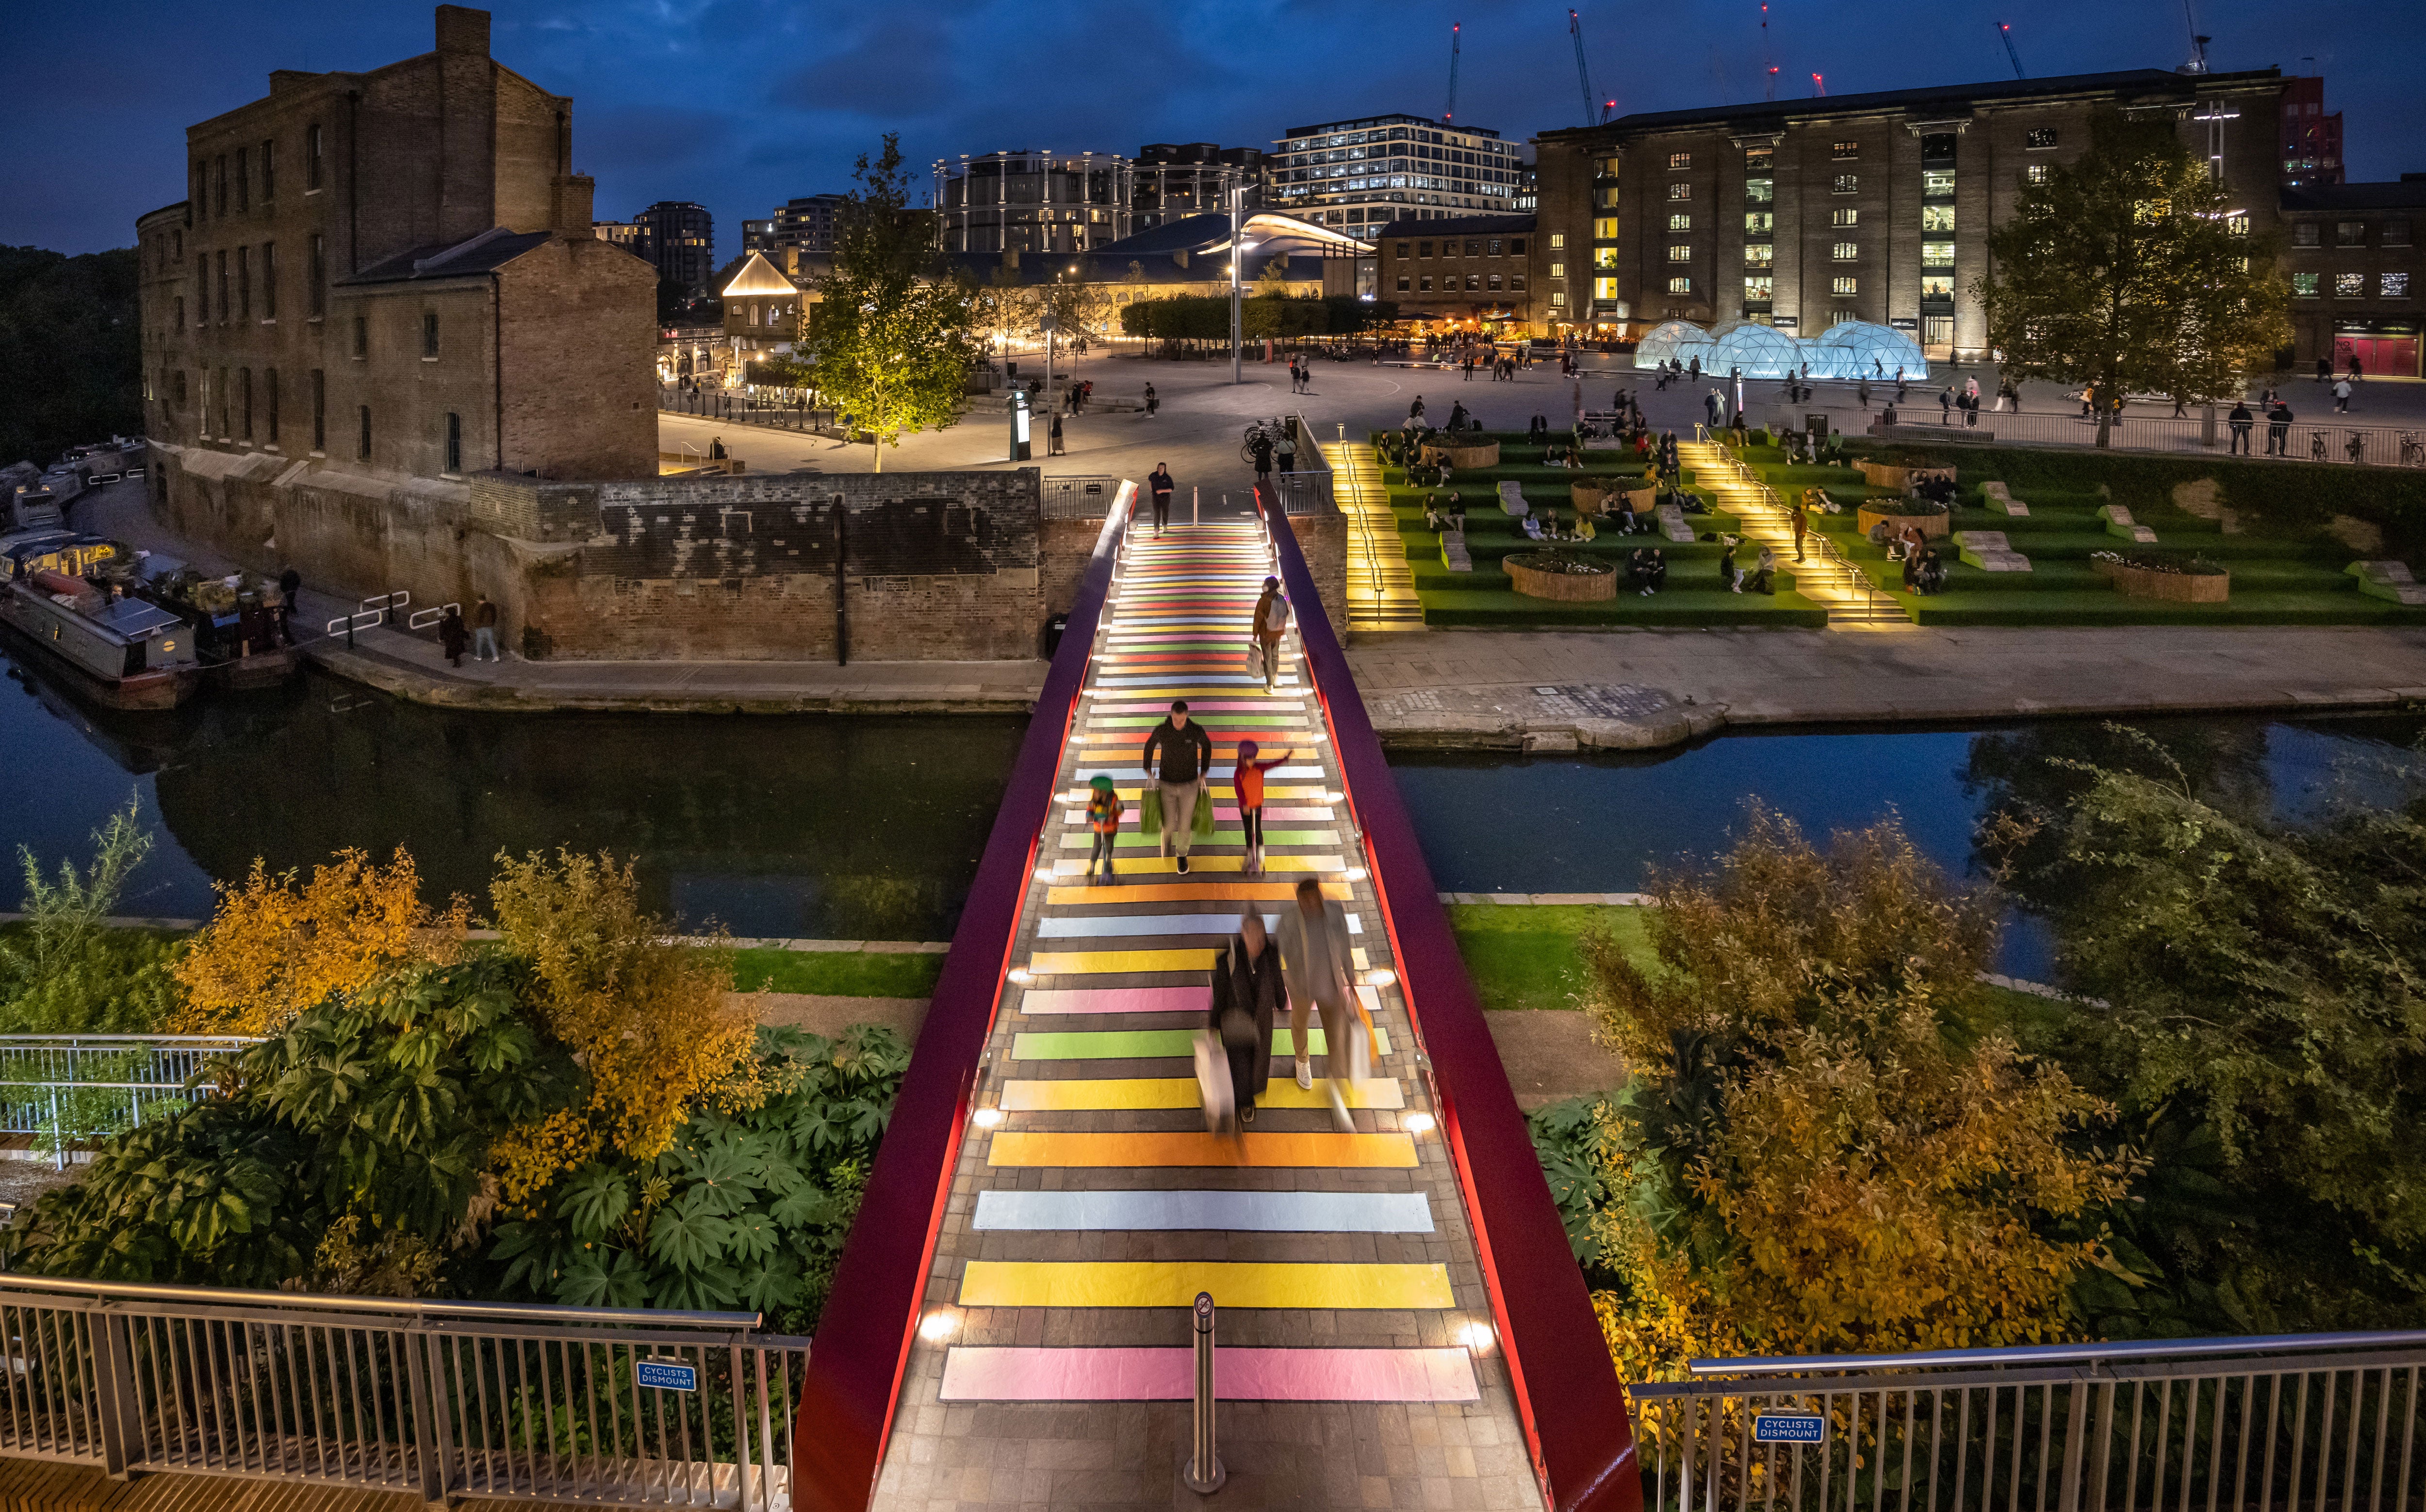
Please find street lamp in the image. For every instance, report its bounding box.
[1229,184,1244,385]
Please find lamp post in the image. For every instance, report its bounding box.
[1229,183,1243,385]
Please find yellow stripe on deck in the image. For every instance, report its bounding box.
[959,1260,1452,1311]
[999,1077,1405,1111]
[1030,949,1216,975]
[1046,882,1351,904]
[987,1130,1416,1168]
[1044,857,1344,878]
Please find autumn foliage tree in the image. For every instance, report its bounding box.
[1581,808,2130,1380]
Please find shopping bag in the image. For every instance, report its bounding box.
[1343,994,1377,1085]
[1193,1029,1234,1133]
[1139,784,1163,836]
[1191,786,1215,840]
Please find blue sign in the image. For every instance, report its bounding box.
[1752,1413,1827,1446]
[636,1359,698,1393]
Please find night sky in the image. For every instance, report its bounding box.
[8,0,2420,258]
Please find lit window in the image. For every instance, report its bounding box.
[1923,170,1954,197]
[1488,272,1503,291]
[2384,272,2410,297]
[1550,290,1565,306]
[2335,272,2365,298]
[1548,262,1564,279]
[2026,164,2049,185]
[1922,206,1955,232]
[1667,276,1692,294]
[1746,178,1774,203]
[1744,212,1773,234]
[2026,128,2058,149]
[1594,277,1620,302]
[1744,244,1772,268]
[1592,217,1620,239]
[1668,213,1691,232]
[1921,275,1954,299]
[1832,141,1859,159]
[2292,223,2321,247]
[2292,272,2319,296]
[2226,212,2249,236]
[1833,242,1858,260]
[1832,209,1858,228]
[1668,152,1691,170]
[2336,222,2367,246]
[1668,183,1690,201]
[1833,174,1858,194]
[1745,147,1772,171]
[1833,276,1857,295]
[1922,241,1955,267]
[1744,276,1773,301]
[1593,246,1619,269]
[1548,232,1566,248]
[1667,244,1692,262]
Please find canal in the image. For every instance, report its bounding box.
[4,650,2419,975]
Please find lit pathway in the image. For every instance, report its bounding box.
[1678,438,1908,626]
[869,519,1538,1510]
[1324,440,1426,633]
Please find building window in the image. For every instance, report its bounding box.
[1593,277,1620,302]
[265,369,278,441]
[235,147,249,211]
[2026,127,2059,149]
[358,405,372,460]
[1668,183,1690,201]
[444,412,462,474]
[1593,246,1619,269]
[174,296,184,327]
[2292,222,2321,247]
[1833,174,1858,194]
[236,246,250,320]
[2292,272,2319,297]
[353,315,367,358]
[2337,222,2367,246]
[1667,276,1692,294]
[218,368,230,437]
[1548,232,1565,249]
[1668,213,1691,232]
[1419,275,1433,292]
[1488,272,1503,291]
[1592,217,1619,240]
[173,371,187,408]
[1746,178,1774,204]
[1464,273,1480,291]
[239,369,252,439]
[1922,241,1955,267]
[1832,208,1858,228]
[1510,237,1525,254]
[261,139,275,200]
[214,155,227,216]
[311,370,326,450]
[1486,238,1503,256]
[422,311,440,358]
[1922,276,1955,300]
[2026,164,2050,185]
[261,242,276,317]
[1667,244,1692,262]
[1396,241,1410,257]
[1418,240,1432,258]
[1833,276,1857,295]
[2386,222,2412,248]
[2335,272,2366,298]
[1921,205,1956,232]
[1668,152,1691,170]
[1923,170,1955,198]
[1550,290,1566,306]
[1745,147,1773,171]
[1595,155,1620,177]
[1396,275,1411,292]
[1744,212,1773,234]
[1832,141,1859,159]
[1744,276,1773,302]
[1511,272,1526,291]
[307,125,324,190]
[2384,272,2410,298]
[1744,244,1772,268]
[1465,240,1482,257]
[1832,241,1858,260]
[309,235,326,317]
[1548,262,1565,279]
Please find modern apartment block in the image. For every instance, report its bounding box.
[1269,114,1524,237]
[634,200,716,290]
[933,152,1133,255]
[1531,67,2285,361]
[134,3,656,490]
[771,194,847,254]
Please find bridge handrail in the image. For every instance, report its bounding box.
[1264,488,1643,1512]
[1682,1328,2426,1380]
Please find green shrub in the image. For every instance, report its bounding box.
[0,797,182,1036]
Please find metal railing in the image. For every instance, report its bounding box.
[1868,406,2426,468]
[0,1036,260,1166]
[1632,1331,2426,1512]
[658,385,843,438]
[1697,440,1903,623]
[0,1273,809,1507]
[1277,415,1335,516]
[1040,476,1125,520]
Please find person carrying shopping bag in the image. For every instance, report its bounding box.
[1140,700,1214,875]
[1276,876,1358,1130]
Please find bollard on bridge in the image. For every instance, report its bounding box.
[1182,1291,1225,1494]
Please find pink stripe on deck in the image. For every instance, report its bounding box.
[1020,987,1204,1015]
[939,1348,1479,1403]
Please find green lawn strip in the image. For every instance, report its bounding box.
[1446,904,1652,1011]
[730,947,944,997]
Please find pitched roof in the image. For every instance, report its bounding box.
[721,250,800,297]
[343,227,556,284]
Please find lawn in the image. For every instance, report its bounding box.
[1446,904,1650,1011]
[728,947,945,998]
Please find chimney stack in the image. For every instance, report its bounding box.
[552,174,596,237]
[436,5,491,56]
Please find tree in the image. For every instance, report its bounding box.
[0,246,140,467]
[1978,109,2289,446]
[1581,807,2129,1379]
[805,135,978,471]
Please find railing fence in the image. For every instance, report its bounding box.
[1278,416,1336,516]
[1040,476,1125,520]
[0,1037,260,1167]
[1862,406,2426,469]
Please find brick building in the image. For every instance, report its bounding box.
[2281,179,2426,378]
[135,4,657,494]
[1531,67,2285,360]
[1373,215,1536,331]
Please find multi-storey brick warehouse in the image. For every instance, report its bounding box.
[1373,215,1536,331]
[1531,67,2286,361]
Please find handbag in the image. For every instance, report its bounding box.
[1193,1029,1235,1133]
[1342,988,1377,1086]
[1216,945,1260,1050]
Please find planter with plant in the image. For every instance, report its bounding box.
[1506,549,1618,602]
[2091,551,2230,602]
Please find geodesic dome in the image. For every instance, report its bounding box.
[1809,321,1928,382]
[1633,320,1715,373]
[1706,320,1806,380]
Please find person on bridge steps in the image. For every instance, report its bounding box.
[1085,774,1121,881]
[1252,575,1291,693]
[1232,739,1300,877]
[1141,700,1214,875]
[1208,910,1284,1130]
[1278,877,1358,1130]
[1148,465,1175,534]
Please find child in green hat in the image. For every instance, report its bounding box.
[1085,774,1121,881]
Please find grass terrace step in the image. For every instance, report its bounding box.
[1418,585,1830,629]
[1895,589,2426,628]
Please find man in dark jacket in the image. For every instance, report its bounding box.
[1209,911,1284,1128]
[2228,401,2254,455]
[1141,699,1214,873]
[1148,464,1175,533]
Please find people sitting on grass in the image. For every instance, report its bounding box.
[1630,547,1668,596]
[1749,545,1777,595]
[1522,513,1545,541]
[1903,544,1948,595]
[1720,535,1742,593]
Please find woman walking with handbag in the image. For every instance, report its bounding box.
[1205,910,1285,1130]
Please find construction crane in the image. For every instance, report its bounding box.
[1998,22,2026,79]
[1811,72,1826,96]
[1444,23,1461,124]
[1761,1,1775,101]
[1568,11,1602,125]
[2179,0,2210,72]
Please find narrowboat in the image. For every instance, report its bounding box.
[131,557,299,691]
[0,533,200,710]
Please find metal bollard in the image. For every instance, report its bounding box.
[1193,486,1200,525]
[1182,1291,1225,1493]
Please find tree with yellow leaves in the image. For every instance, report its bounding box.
[171,848,465,1034]
[1580,807,2131,1382]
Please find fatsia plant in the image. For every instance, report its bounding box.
[2,954,584,1288]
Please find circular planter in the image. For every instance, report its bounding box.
[1420,439,1501,470]
[2092,557,2230,602]
[1506,553,1617,602]
[1857,505,1952,540]
[1856,460,1957,492]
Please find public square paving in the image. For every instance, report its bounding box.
[869,518,1541,1512]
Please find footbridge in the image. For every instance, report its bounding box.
[794,488,1638,1511]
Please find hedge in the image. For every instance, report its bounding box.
[1118,294,1398,342]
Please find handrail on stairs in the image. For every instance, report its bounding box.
[1697,440,1899,622]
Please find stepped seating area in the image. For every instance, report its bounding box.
[1376,431,1830,628]
[1744,447,2426,628]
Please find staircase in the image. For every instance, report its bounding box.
[1322,440,1426,632]
[1680,439,1909,625]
